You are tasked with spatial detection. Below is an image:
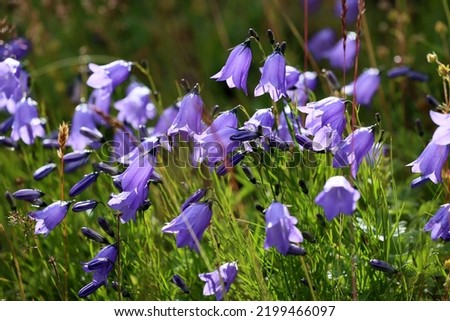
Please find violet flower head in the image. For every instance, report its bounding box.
[198,262,238,301]
[152,104,179,136]
[67,103,102,151]
[181,188,208,211]
[254,48,287,102]
[161,202,212,251]
[342,68,381,106]
[424,204,450,241]
[287,71,318,106]
[114,81,156,129]
[29,201,71,236]
[315,176,360,221]
[78,244,118,298]
[211,39,252,94]
[264,201,303,255]
[0,58,28,114]
[308,28,336,61]
[323,32,358,71]
[430,110,450,146]
[167,86,204,137]
[407,141,449,186]
[11,97,45,144]
[333,126,375,178]
[87,60,132,90]
[0,37,32,60]
[334,0,359,24]
[243,107,275,136]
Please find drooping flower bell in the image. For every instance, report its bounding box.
[211,39,252,95]
[87,60,132,90]
[342,68,381,106]
[11,97,45,145]
[198,262,238,301]
[323,32,358,71]
[254,44,287,102]
[67,103,102,151]
[424,204,450,241]
[161,201,212,251]
[264,201,303,255]
[308,28,336,61]
[29,201,71,236]
[314,176,360,221]
[334,0,359,24]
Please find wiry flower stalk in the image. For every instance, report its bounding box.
[57,121,69,300]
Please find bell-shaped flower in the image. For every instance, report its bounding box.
[29,201,71,236]
[424,204,450,241]
[198,262,238,301]
[323,32,358,70]
[430,110,450,146]
[211,39,252,94]
[334,0,359,24]
[11,97,45,144]
[333,126,375,178]
[407,141,449,185]
[161,202,212,251]
[167,86,204,137]
[342,68,381,106]
[87,60,132,90]
[254,49,287,102]
[0,58,29,113]
[264,201,303,255]
[78,244,118,298]
[68,103,102,151]
[315,176,360,221]
[287,71,317,106]
[152,104,179,136]
[114,81,156,129]
[308,28,336,61]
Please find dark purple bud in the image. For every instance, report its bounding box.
[301,231,316,243]
[0,116,14,134]
[171,274,189,294]
[0,136,18,149]
[426,94,440,107]
[81,227,109,244]
[64,156,90,173]
[181,188,208,211]
[138,199,152,211]
[267,29,275,45]
[93,162,120,176]
[410,176,431,188]
[415,118,424,137]
[241,164,257,184]
[63,150,92,163]
[295,134,314,151]
[79,126,104,142]
[97,216,115,238]
[280,41,287,55]
[33,163,57,180]
[323,69,341,90]
[5,191,16,211]
[12,188,44,202]
[387,66,410,78]
[230,129,259,142]
[87,258,111,269]
[298,180,308,195]
[286,244,307,256]
[72,200,98,212]
[369,259,398,274]
[69,172,99,197]
[249,28,259,40]
[255,204,265,214]
[216,152,246,176]
[42,138,60,149]
[407,71,428,82]
[78,281,104,298]
[31,198,47,208]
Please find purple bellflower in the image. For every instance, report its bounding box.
[161,202,212,251]
[333,126,375,178]
[315,176,360,221]
[342,68,381,106]
[286,71,318,106]
[108,155,154,223]
[12,188,44,202]
[114,81,156,129]
[11,97,45,144]
[430,110,450,146]
[407,141,449,186]
[323,32,358,71]
[87,60,132,90]
[152,104,179,136]
[88,87,112,125]
[29,201,71,236]
[264,202,303,255]
[243,107,275,137]
[334,0,359,24]
[78,244,118,298]
[254,48,287,102]
[0,37,32,60]
[308,28,336,61]
[0,58,29,114]
[424,204,450,241]
[198,262,238,301]
[167,85,204,137]
[67,103,102,151]
[180,188,208,211]
[211,39,252,94]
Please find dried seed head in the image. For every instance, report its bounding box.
[57,122,69,159]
